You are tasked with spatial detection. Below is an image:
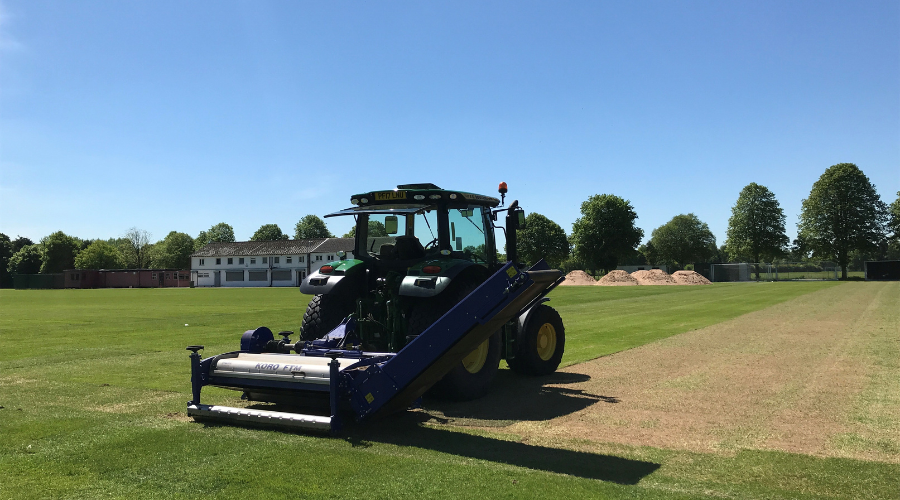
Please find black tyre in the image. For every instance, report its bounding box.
[300,292,355,341]
[508,304,565,376]
[407,273,500,401]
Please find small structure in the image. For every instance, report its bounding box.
[865,260,900,281]
[190,238,355,287]
[64,269,191,289]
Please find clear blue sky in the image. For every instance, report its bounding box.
[1,0,898,246]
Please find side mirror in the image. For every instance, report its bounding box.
[515,209,526,229]
[385,216,399,235]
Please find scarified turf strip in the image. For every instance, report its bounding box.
[1,283,896,499]
[547,281,841,365]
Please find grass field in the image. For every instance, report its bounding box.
[1,281,897,499]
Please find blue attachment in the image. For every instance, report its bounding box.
[186,261,562,432]
[240,327,274,353]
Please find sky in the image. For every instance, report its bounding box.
[1,0,898,246]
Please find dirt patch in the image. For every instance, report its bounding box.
[558,270,596,286]
[423,283,900,463]
[630,269,677,285]
[596,270,638,286]
[671,270,712,285]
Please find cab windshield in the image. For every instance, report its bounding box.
[350,205,490,263]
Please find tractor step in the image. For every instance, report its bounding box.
[187,403,334,432]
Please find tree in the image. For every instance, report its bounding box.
[195,222,235,250]
[886,192,900,260]
[516,213,570,268]
[343,221,387,238]
[639,241,658,265]
[40,231,80,273]
[798,163,888,279]
[650,214,716,269]
[251,224,289,241]
[74,240,123,269]
[11,236,33,253]
[153,231,195,269]
[725,183,789,279]
[0,234,13,287]
[294,215,333,239]
[121,227,152,269]
[570,194,643,274]
[8,245,43,275]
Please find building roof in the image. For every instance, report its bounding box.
[191,238,354,257]
[313,238,355,253]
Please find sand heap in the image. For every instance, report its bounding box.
[672,270,712,285]
[558,270,597,286]
[630,269,678,285]
[596,270,639,286]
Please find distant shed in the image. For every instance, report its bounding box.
[865,261,900,281]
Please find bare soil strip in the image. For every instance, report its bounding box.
[434,283,900,462]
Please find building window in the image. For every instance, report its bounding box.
[199,258,205,266]
[328,255,334,261]
[316,255,322,261]
[272,270,291,281]
[250,257,256,264]
[248,271,267,281]
[152,273,157,280]
[286,256,292,264]
[227,258,233,265]
[262,257,268,264]
[239,258,245,265]
[274,257,280,264]
[299,256,305,262]
[216,258,221,265]
[225,271,244,281]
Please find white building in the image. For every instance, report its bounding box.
[190,238,355,287]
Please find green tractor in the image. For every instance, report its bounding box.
[299,183,565,400]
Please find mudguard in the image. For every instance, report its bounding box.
[300,259,365,295]
[398,260,487,298]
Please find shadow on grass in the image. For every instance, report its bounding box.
[419,369,617,425]
[348,413,659,484]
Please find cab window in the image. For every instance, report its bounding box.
[449,206,488,263]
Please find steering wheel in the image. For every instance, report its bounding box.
[424,238,438,250]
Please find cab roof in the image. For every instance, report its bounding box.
[348,184,501,208]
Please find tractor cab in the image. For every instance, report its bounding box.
[324,183,502,272]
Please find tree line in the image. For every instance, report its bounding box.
[0,214,336,287]
[517,163,899,280]
[2,163,899,286]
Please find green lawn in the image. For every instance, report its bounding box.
[1,282,895,500]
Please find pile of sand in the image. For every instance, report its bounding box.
[672,270,712,285]
[630,269,678,285]
[558,270,597,286]
[596,270,639,286]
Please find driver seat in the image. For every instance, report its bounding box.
[394,236,426,260]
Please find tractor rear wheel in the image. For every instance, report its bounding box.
[507,304,565,376]
[300,292,355,341]
[407,274,500,401]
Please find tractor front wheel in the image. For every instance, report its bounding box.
[300,292,355,341]
[508,305,565,376]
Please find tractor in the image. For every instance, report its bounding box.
[298,183,565,400]
[185,182,566,432]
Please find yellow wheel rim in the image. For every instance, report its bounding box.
[536,323,557,361]
[462,339,489,374]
